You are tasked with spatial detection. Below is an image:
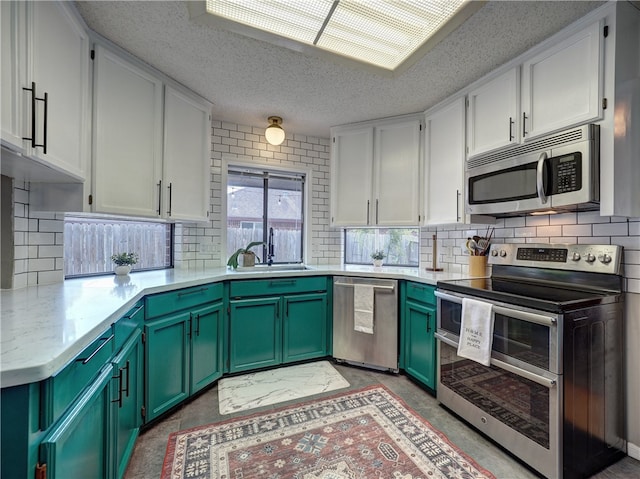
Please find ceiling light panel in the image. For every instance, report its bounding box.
[206,0,335,44]
[205,0,468,70]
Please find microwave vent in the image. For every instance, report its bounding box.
[467,124,596,170]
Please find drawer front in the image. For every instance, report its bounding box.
[114,301,144,351]
[405,281,436,305]
[230,276,327,298]
[145,282,223,319]
[42,328,114,428]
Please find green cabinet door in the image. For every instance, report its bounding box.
[190,302,223,394]
[229,296,281,373]
[404,300,437,390]
[39,366,112,479]
[112,329,143,479]
[145,312,190,421]
[283,293,328,363]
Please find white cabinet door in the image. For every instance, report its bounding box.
[163,86,211,222]
[374,118,421,226]
[93,46,163,218]
[467,68,519,158]
[521,21,603,140]
[28,1,90,180]
[1,1,25,151]
[1,1,89,181]
[424,97,466,225]
[330,126,373,226]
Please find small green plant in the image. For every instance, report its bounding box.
[111,252,139,266]
[371,250,386,260]
[227,241,264,269]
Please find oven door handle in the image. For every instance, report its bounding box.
[435,331,557,389]
[435,291,556,327]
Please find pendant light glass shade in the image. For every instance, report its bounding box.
[265,116,285,146]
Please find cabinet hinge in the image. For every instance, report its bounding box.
[141,406,146,418]
[88,194,93,205]
[35,463,47,479]
[602,98,608,110]
[90,49,95,60]
[141,332,146,344]
[603,25,609,38]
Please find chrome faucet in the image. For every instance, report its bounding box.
[267,227,275,266]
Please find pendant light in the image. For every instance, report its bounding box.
[265,116,285,146]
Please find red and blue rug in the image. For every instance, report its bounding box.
[161,384,495,479]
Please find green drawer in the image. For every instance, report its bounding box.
[145,282,223,319]
[114,301,144,351]
[405,281,436,305]
[41,327,114,429]
[230,276,327,298]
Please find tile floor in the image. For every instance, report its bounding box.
[124,362,640,478]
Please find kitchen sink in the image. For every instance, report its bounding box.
[232,264,311,273]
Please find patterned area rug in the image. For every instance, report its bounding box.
[161,384,495,479]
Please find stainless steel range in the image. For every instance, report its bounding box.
[435,243,625,479]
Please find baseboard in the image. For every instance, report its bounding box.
[628,441,640,461]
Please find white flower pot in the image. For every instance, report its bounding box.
[373,259,383,267]
[114,265,132,275]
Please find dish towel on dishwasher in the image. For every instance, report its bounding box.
[353,284,374,334]
[457,297,494,366]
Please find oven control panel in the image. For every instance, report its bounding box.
[488,243,622,274]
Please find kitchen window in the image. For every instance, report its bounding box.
[64,216,173,277]
[344,228,419,267]
[227,166,304,265]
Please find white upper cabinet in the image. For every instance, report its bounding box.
[163,86,211,222]
[467,68,520,158]
[424,97,466,225]
[330,115,421,227]
[1,1,90,180]
[92,44,212,221]
[521,21,603,140]
[330,126,374,226]
[374,118,421,226]
[93,45,164,218]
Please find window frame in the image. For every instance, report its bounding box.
[222,158,312,267]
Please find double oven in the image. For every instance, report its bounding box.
[435,243,625,479]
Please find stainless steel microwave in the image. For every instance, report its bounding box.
[465,124,599,217]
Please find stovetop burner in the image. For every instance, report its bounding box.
[437,243,623,313]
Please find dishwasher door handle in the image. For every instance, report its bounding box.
[334,282,395,291]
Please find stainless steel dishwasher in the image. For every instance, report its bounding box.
[332,276,398,372]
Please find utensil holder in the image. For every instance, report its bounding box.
[469,255,487,277]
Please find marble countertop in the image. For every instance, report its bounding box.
[1,265,465,388]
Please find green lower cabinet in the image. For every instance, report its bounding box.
[404,299,437,390]
[229,296,282,373]
[112,329,144,479]
[283,293,327,363]
[145,301,224,421]
[190,302,224,394]
[145,312,190,421]
[39,366,113,479]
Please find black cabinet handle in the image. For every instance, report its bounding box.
[167,182,172,216]
[195,314,201,336]
[123,360,130,398]
[522,112,528,137]
[188,314,193,339]
[366,200,370,225]
[426,312,431,332]
[375,199,379,224]
[111,367,123,407]
[76,334,113,365]
[21,82,48,153]
[509,116,514,141]
[157,180,162,215]
[177,287,207,297]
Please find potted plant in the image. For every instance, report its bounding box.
[111,252,138,275]
[227,241,264,269]
[371,250,386,267]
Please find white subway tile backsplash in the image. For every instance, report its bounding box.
[562,224,592,236]
[593,222,629,236]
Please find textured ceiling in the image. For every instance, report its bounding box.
[74,1,604,138]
